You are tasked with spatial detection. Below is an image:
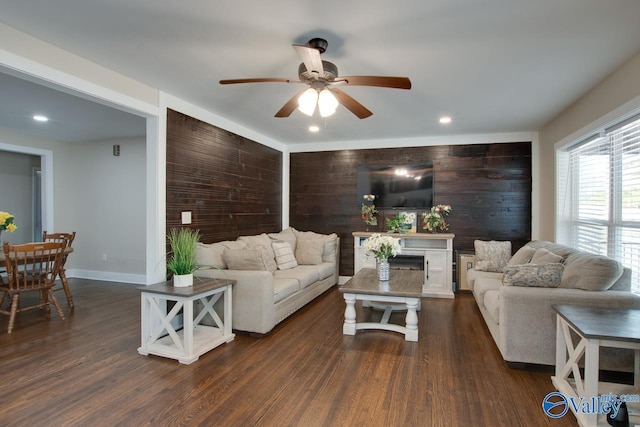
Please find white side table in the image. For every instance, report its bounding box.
[551,304,640,426]
[138,278,235,364]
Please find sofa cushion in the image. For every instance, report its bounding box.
[238,233,277,272]
[321,233,338,263]
[196,240,248,269]
[196,242,227,269]
[274,265,320,289]
[503,263,564,288]
[291,228,338,263]
[483,290,501,325]
[530,248,563,264]
[473,278,501,309]
[467,269,503,291]
[507,245,536,266]
[474,240,512,272]
[268,228,297,252]
[295,238,324,265]
[526,240,577,258]
[561,252,623,291]
[223,246,273,271]
[273,278,300,303]
[316,262,335,281]
[272,241,298,270]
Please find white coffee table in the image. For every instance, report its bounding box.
[339,268,423,341]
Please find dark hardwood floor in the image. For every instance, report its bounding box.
[0,279,577,426]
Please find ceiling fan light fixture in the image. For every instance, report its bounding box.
[298,88,318,116]
[318,89,339,117]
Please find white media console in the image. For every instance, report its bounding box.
[353,232,455,298]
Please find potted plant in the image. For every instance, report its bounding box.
[421,204,452,233]
[166,227,201,287]
[386,212,410,234]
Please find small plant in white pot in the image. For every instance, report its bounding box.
[166,227,201,287]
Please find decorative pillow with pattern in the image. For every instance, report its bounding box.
[272,241,298,270]
[503,263,564,288]
[474,240,512,273]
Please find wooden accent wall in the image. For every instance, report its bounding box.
[290,143,531,276]
[166,109,282,242]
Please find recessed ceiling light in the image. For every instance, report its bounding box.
[439,116,452,124]
[33,115,49,122]
[308,125,320,133]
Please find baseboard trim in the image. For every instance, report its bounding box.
[67,269,146,285]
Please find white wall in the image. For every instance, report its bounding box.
[539,51,640,241]
[0,150,40,243]
[0,126,147,283]
[57,137,146,282]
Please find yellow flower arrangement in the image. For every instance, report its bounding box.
[0,211,17,233]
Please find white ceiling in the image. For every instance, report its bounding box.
[1,0,640,145]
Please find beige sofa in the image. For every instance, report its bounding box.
[194,228,339,335]
[467,240,640,370]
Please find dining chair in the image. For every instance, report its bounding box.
[42,231,76,310]
[1,241,67,333]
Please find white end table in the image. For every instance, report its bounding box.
[552,304,640,426]
[138,278,235,364]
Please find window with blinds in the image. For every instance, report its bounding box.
[558,114,640,293]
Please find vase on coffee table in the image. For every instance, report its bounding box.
[377,258,390,281]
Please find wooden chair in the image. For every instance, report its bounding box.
[43,231,76,310]
[1,241,67,333]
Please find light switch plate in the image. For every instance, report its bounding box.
[181,211,192,225]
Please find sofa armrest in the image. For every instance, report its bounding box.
[195,268,276,334]
[499,285,640,365]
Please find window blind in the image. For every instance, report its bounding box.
[561,114,640,293]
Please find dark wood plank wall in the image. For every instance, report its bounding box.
[290,143,532,276]
[166,109,282,242]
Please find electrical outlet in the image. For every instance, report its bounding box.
[102,253,108,262]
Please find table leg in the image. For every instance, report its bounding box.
[343,293,356,335]
[405,298,419,342]
[182,300,194,364]
[583,339,600,427]
[138,293,150,355]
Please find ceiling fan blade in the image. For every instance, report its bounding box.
[274,88,307,118]
[293,44,324,78]
[330,88,373,119]
[219,78,298,85]
[334,76,412,90]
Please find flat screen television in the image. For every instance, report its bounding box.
[356,163,433,209]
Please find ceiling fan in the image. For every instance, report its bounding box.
[219,38,411,119]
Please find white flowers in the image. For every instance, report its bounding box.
[363,233,402,260]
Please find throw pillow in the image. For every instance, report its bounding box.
[507,245,536,267]
[222,246,273,271]
[322,233,338,263]
[474,240,512,273]
[268,228,297,252]
[503,263,564,288]
[561,252,623,291]
[195,242,227,269]
[530,248,563,264]
[295,238,324,265]
[238,233,277,272]
[272,241,298,270]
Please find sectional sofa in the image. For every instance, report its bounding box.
[467,240,640,370]
[194,228,339,335]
